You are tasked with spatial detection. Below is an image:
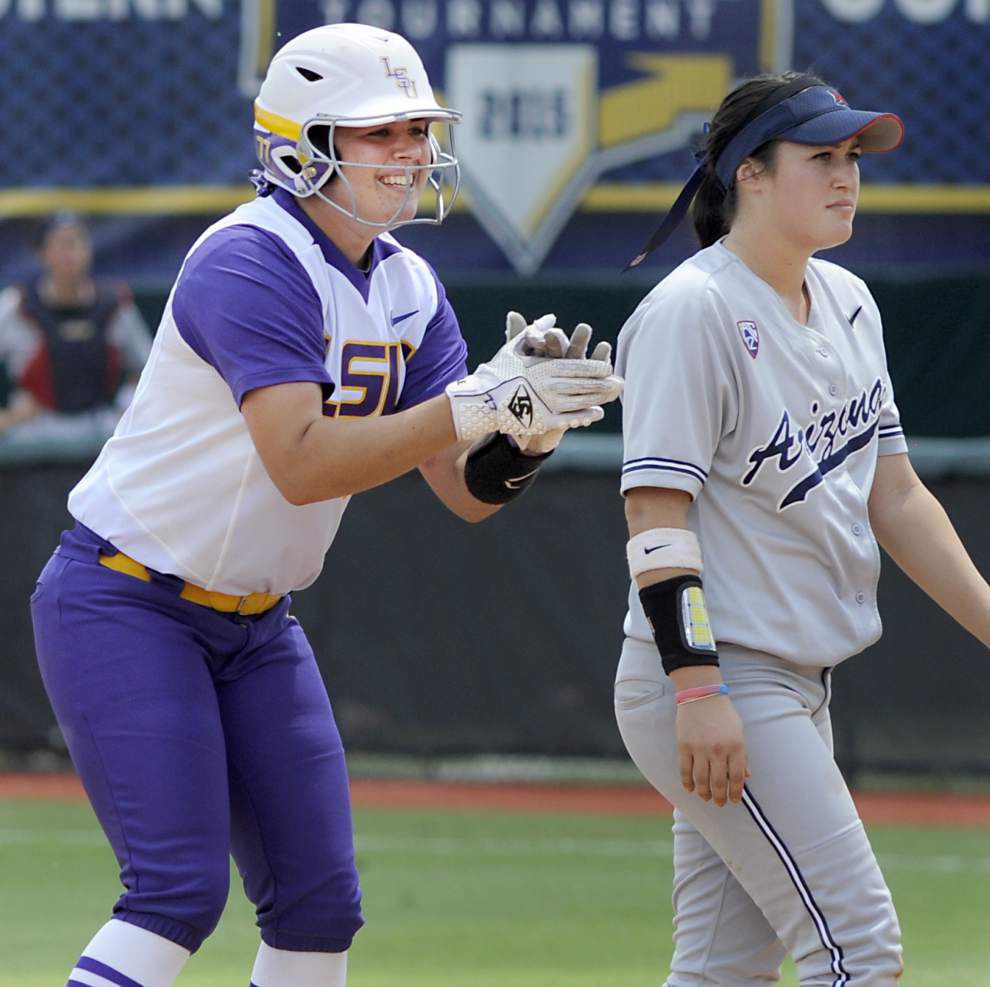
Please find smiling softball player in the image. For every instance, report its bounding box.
[613,72,990,985]
[29,23,620,987]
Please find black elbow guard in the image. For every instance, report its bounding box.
[638,575,720,676]
[464,433,552,505]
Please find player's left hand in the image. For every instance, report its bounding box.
[446,324,621,442]
[504,311,615,454]
[676,694,749,807]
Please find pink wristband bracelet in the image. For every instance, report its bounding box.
[675,683,730,705]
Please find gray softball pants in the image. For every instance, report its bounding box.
[614,638,903,986]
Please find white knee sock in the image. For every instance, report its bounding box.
[249,942,347,987]
[68,919,190,987]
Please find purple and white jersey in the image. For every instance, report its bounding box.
[617,242,908,667]
[69,190,467,595]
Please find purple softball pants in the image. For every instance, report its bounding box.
[30,524,364,954]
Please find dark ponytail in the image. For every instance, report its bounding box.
[691,71,826,247]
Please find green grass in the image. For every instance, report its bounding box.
[2,799,989,985]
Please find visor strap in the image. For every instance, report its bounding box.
[623,80,823,270]
[623,163,705,271]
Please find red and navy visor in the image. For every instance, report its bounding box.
[625,84,905,270]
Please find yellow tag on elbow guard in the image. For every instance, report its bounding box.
[680,584,716,652]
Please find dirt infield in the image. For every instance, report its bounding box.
[2,773,989,827]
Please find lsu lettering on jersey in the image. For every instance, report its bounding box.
[617,241,908,667]
[69,190,468,595]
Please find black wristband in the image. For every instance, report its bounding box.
[638,575,720,676]
[464,433,552,505]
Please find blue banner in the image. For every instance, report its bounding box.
[0,0,987,277]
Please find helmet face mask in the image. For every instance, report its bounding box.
[253,24,462,231]
[302,117,459,230]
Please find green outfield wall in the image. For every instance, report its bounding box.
[2,450,988,782]
[2,272,988,778]
[1,273,988,438]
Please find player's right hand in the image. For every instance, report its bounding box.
[445,318,623,442]
[497,311,618,452]
[505,310,613,363]
[675,695,749,807]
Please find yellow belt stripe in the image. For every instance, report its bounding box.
[99,552,282,616]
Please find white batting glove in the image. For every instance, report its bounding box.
[446,316,622,442]
[505,310,613,362]
[503,311,616,453]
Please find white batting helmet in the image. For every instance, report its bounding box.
[253,23,462,228]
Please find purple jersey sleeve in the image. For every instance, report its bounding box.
[396,269,468,411]
[172,224,332,407]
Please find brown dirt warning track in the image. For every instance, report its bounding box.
[2,773,989,827]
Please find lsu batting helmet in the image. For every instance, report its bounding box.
[253,22,462,229]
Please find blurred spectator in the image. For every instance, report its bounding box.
[0,213,151,446]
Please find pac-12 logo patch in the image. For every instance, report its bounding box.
[737,321,759,359]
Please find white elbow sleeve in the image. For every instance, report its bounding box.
[627,527,703,579]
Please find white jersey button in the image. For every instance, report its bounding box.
[817,346,830,358]
[828,383,839,396]
[852,522,863,535]
[855,591,866,604]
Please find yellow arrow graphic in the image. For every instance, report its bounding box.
[600,54,732,148]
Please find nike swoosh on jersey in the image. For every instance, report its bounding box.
[643,543,671,553]
[847,305,862,327]
[505,468,540,489]
[391,309,419,326]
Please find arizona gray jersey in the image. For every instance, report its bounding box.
[617,241,908,667]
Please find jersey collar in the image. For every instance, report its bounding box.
[272,188,401,302]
